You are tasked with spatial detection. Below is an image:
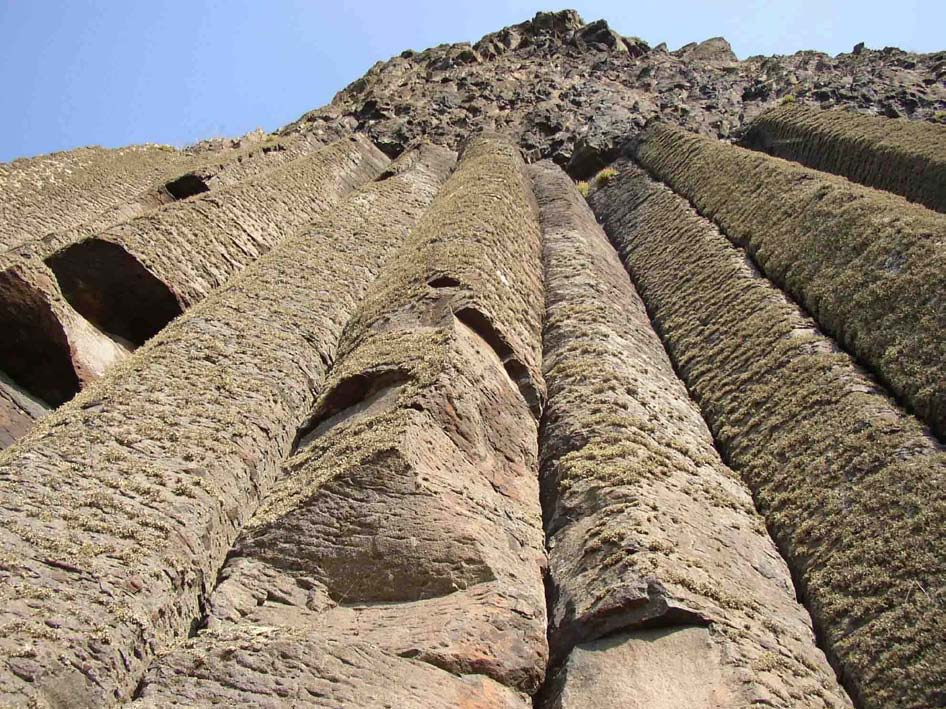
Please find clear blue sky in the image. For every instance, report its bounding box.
[1,0,942,161]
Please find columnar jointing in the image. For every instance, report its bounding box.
[0,135,382,451]
[741,103,946,213]
[531,162,849,708]
[45,135,386,346]
[133,134,547,708]
[590,165,946,709]
[0,144,459,706]
[635,122,946,442]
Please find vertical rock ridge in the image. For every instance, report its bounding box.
[632,121,946,442]
[532,161,849,708]
[0,143,454,706]
[133,133,547,707]
[590,163,946,708]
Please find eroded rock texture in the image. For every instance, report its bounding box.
[590,165,946,709]
[532,162,848,708]
[284,10,946,173]
[741,102,946,212]
[135,132,546,708]
[634,121,946,442]
[44,135,387,344]
[0,144,455,706]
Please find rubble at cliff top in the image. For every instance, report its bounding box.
[280,9,946,177]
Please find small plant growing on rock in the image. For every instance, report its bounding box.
[780,94,797,105]
[576,180,590,197]
[934,111,946,123]
[593,167,618,188]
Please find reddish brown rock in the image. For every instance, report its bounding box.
[0,143,454,706]
[0,371,47,449]
[532,161,848,708]
[135,133,548,706]
[590,163,946,708]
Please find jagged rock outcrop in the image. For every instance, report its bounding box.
[284,10,946,175]
[532,162,848,708]
[590,164,946,708]
[0,143,454,706]
[632,122,946,441]
[741,102,946,212]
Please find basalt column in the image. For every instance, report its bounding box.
[134,134,548,708]
[0,143,455,707]
[0,135,385,450]
[741,103,946,212]
[633,122,946,441]
[590,164,946,709]
[531,162,849,709]
[43,135,387,346]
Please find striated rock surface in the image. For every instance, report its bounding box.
[634,121,946,442]
[43,135,386,345]
[0,144,454,706]
[590,164,946,709]
[532,161,848,708]
[741,102,946,212]
[283,10,946,175]
[136,133,546,706]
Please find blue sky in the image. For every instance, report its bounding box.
[1,0,942,161]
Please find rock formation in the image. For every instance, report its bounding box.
[1,8,945,709]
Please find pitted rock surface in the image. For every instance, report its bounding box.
[590,164,946,709]
[0,144,454,706]
[135,134,548,705]
[532,161,848,708]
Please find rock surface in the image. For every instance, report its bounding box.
[633,121,946,442]
[0,143,454,706]
[590,164,946,709]
[136,134,547,706]
[283,10,946,174]
[532,161,848,708]
[741,101,946,212]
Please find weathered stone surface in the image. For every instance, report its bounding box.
[12,131,331,265]
[0,371,48,449]
[0,144,456,706]
[284,10,946,170]
[590,164,946,709]
[0,260,128,406]
[137,133,547,705]
[0,144,195,252]
[742,102,946,212]
[544,627,740,709]
[532,162,848,708]
[43,135,387,345]
[634,121,946,442]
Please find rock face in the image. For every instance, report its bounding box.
[284,10,946,173]
[532,162,847,708]
[633,122,946,441]
[741,101,946,212]
[0,144,453,705]
[590,164,946,709]
[135,134,546,707]
[2,7,946,709]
